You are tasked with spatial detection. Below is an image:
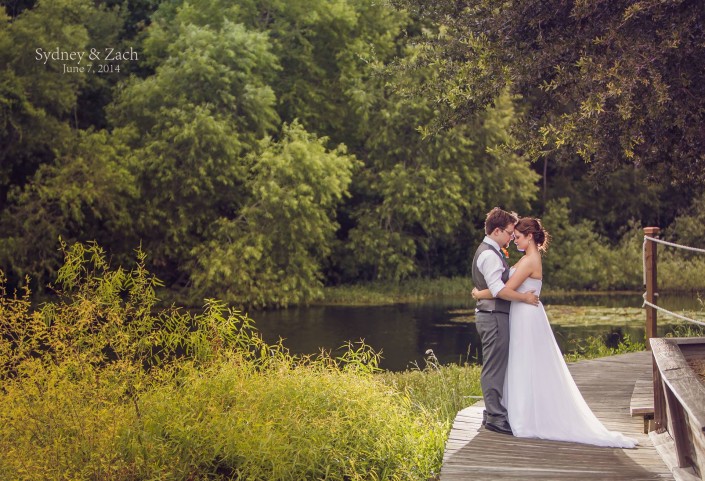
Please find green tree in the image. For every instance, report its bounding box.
[345,87,538,281]
[107,0,410,295]
[0,0,151,290]
[539,198,643,290]
[0,130,137,290]
[540,198,611,289]
[0,0,128,199]
[537,160,681,240]
[189,122,359,307]
[142,0,407,149]
[0,0,89,204]
[664,192,705,250]
[107,20,280,282]
[398,0,705,185]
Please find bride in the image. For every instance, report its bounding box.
[472,217,637,448]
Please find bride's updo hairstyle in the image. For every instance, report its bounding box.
[515,217,551,253]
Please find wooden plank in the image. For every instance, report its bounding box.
[631,376,655,417]
[649,430,700,481]
[665,384,691,468]
[650,338,705,432]
[667,338,705,346]
[654,354,668,432]
[440,351,674,480]
[686,413,705,478]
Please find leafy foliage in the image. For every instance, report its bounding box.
[346,88,538,281]
[0,0,129,199]
[0,0,88,196]
[563,334,644,363]
[379,350,482,427]
[189,122,359,307]
[2,0,704,307]
[664,192,705,250]
[538,197,705,292]
[107,18,281,274]
[398,0,705,185]
[0,130,137,290]
[539,198,644,290]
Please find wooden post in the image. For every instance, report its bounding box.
[644,227,660,349]
[652,354,666,432]
[665,385,692,468]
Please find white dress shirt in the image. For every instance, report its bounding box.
[476,236,507,297]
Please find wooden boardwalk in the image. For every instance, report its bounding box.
[441,351,675,480]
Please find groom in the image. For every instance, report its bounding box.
[472,207,538,435]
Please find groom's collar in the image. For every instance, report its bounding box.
[483,236,502,252]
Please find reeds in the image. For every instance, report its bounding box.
[379,350,482,427]
[0,242,449,480]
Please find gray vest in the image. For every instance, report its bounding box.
[472,242,511,313]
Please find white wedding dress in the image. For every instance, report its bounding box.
[503,268,638,448]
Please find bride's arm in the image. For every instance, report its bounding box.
[472,282,538,305]
[502,259,534,291]
[497,285,537,304]
[472,258,539,304]
[496,257,539,304]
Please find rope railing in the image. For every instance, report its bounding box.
[641,294,705,328]
[642,233,705,329]
[642,236,705,285]
[643,235,705,253]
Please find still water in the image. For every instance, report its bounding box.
[251,293,703,372]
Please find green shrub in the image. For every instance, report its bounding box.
[131,360,445,480]
[0,361,138,480]
[541,198,705,292]
[0,242,447,480]
[665,320,705,338]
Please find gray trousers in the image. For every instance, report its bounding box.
[475,311,510,424]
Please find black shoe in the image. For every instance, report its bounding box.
[485,422,513,435]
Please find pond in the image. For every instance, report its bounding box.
[251,292,704,372]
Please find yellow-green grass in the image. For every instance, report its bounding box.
[0,243,457,481]
[321,277,473,305]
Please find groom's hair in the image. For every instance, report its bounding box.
[484,207,519,235]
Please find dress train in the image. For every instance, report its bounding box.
[503,271,637,448]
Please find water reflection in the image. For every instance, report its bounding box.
[251,293,702,372]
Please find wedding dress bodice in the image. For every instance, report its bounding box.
[509,267,542,296]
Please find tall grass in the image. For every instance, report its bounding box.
[128,359,446,480]
[665,321,705,338]
[379,351,482,427]
[0,242,449,481]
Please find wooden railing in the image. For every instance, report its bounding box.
[650,337,705,479]
[643,227,659,347]
[644,227,705,479]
